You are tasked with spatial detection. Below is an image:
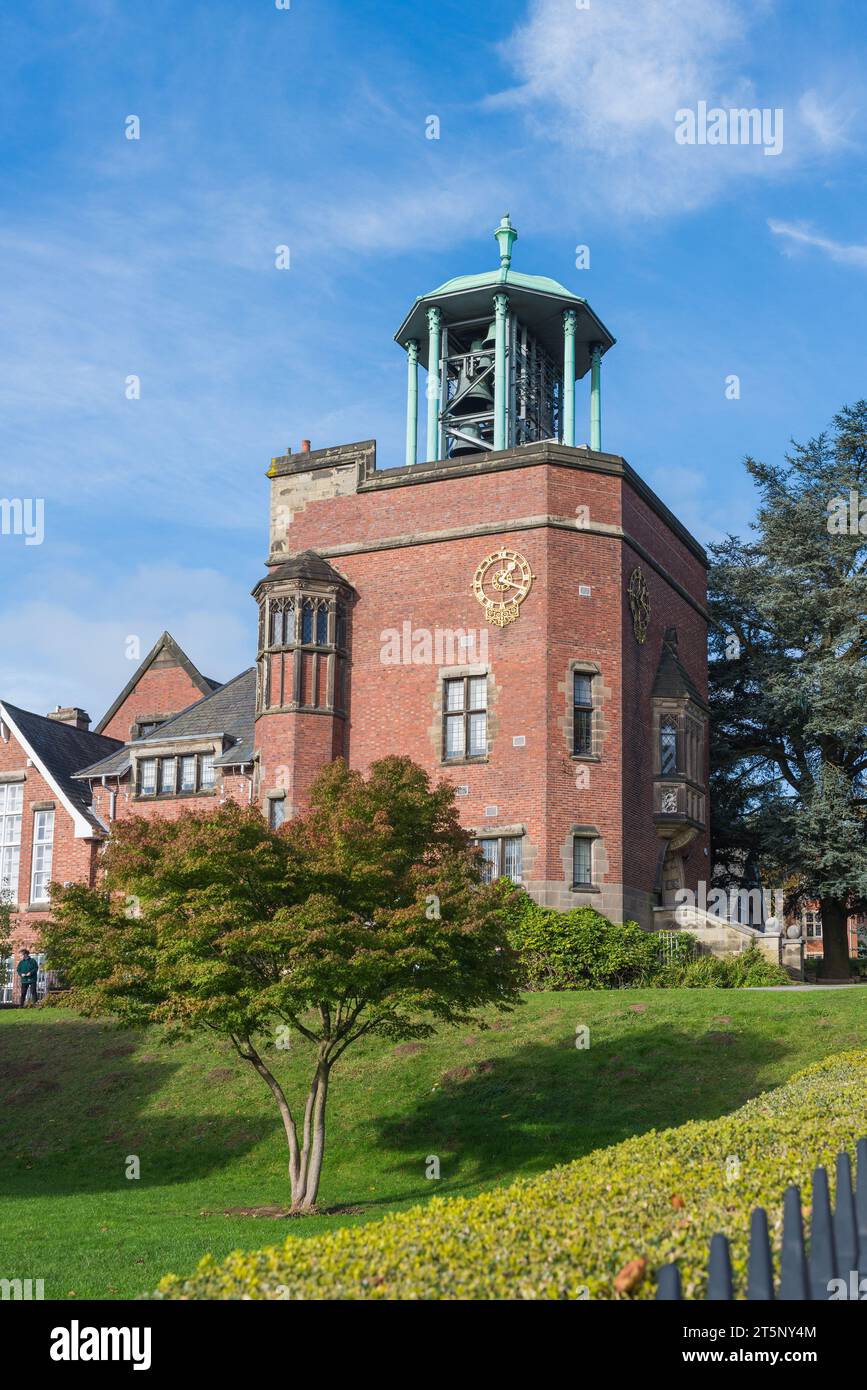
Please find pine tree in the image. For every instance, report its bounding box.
[709,402,867,977]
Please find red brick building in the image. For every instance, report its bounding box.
[2,219,714,999]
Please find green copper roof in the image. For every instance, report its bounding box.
[394,214,615,379]
[428,268,580,299]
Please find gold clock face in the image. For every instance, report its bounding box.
[472,547,535,628]
[627,567,650,644]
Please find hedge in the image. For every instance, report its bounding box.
[153,1049,867,1300]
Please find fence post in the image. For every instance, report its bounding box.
[707,1232,733,1299]
[834,1152,857,1284]
[656,1263,682,1300]
[779,1185,810,1300]
[809,1166,837,1300]
[747,1207,774,1300]
[856,1138,867,1279]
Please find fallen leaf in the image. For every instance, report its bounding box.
[614,1258,647,1294]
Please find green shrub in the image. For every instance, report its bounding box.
[494,885,788,991]
[152,1049,867,1301]
[655,944,790,989]
[496,884,658,990]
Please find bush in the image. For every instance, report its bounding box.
[494,884,657,989]
[152,1049,867,1300]
[654,944,790,989]
[494,885,788,990]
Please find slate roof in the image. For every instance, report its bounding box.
[254,550,353,590]
[0,703,123,832]
[651,628,708,709]
[75,668,257,779]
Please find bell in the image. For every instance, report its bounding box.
[449,423,484,457]
[452,350,494,417]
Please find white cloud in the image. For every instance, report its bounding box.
[797,89,856,150]
[768,219,867,268]
[0,563,251,720]
[489,0,843,217]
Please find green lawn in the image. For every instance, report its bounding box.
[1,988,864,1299]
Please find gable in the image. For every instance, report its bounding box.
[96,633,221,741]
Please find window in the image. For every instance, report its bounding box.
[268,797,286,830]
[660,716,678,775]
[572,835,593,888]
[0,783,22,902]
[137,753,215,796]
[316,604,329,646]
[573,673,594,756]
[136,720,165,739]
[335,604,346,650]
[270,598,295,647]
[30,809,55,903]
[476,836,522,883]
[804,911,822,939]
[139,759,157,795]
[444,676,487,760]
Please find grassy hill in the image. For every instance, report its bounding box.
[1,987,865,1299]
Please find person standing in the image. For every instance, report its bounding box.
[17,949,38,1006]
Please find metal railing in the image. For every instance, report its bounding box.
[657,1139,867,1299]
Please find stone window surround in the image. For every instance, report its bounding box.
[431,664,498,767]
[132,745,219,802]
[651,697,707,786]
[468,824,526,883]
[565,823,606,894]
[130,713,173,740]
[561,660,607,764]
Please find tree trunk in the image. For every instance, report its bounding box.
[234,1040,332,1212]
[295,1060,330,1211]
[818,897,851,980]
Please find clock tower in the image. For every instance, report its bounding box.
[255,219,709,929]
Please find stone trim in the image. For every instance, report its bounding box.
[267,439,708,566]
[287,517,709,622]
[0,770,26,783]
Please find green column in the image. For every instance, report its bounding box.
[590,343,603,451]
[426,307,442,462]
[562,309,577,446]
[404,338,419,466]
[493,292,509,451]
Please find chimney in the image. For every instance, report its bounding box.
[47,706,91,731]
[300,439,311,453]
[663,626,678,652]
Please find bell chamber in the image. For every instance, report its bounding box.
[394,214,616,465]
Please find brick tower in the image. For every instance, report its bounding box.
[253,219,709,927]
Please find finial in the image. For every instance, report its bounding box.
[494,212,518,272]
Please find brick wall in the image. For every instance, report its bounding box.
[258,441,710,927]
[0,726,99,961]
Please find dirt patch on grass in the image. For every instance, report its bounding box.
[99,1045,136,1060]
[206,1067,235,1083]
[706,1031,736,1045]
[393,1043,424,1057]
[3,1079,59,1104]
[441,1059,495,1087]
[219,1203,367,1219]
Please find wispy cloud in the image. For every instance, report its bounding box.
[768,219,867,267]
[488,0,848,217]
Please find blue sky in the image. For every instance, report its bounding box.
[1,0,865,718]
